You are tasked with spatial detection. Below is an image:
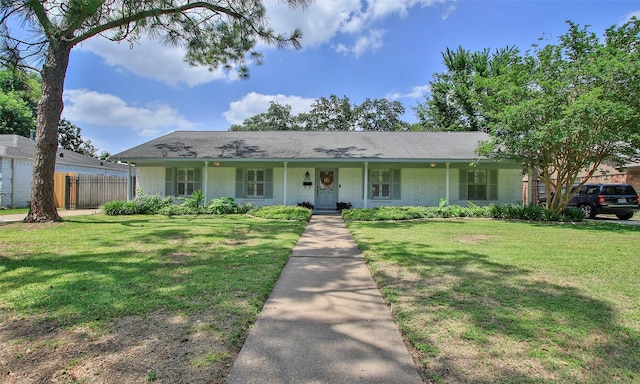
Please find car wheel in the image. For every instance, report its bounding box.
[616,212,634,220]
[579,204,595,219]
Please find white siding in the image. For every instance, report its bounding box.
[338,168,363,208]
[401,168,447,206]
[285,168,315,206]
[207,167,235,199]
[498,168,524,205]
[134,163,524,208]
[136,167,165,196]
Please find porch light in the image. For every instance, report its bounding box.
[303,171,312,188]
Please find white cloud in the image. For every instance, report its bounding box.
[625,10,640,22]
[224,92,315,125]
[265,0,454,56]
[386,84,431,100]
[62,89,196,136]
[77,37,236,87]
[75,1,456,83]
[350,29,386,58]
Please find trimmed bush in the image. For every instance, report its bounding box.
[250,206,312,221]
[343,204,584,222]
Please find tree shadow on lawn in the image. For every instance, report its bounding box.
[359,228,639,383]
[0,216,303,383]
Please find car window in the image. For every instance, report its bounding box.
[612,185,637,195]
[586,187,599,195]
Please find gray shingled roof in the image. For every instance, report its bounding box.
[0,134,130,172]
[111,131,491,162]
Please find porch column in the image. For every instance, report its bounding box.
[203,161,209,202]
[363,162,369,208]
[127,162,133,201]
[283,162,288,206]
[446,162,451,204]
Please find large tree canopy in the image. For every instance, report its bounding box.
[476,20,640,212]
[0,0,309,222]
[230,95,409,131]
[414,45,519,132]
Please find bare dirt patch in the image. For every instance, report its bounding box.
[0,310,240,384]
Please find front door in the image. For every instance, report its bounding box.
[316,169,338,210]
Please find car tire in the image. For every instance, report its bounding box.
[579,204,595,219]
[616,212,634,220]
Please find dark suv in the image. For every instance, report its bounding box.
[540,183,640,220]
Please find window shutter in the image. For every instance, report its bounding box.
[488,169,498,200]
[165,168,175,196]
[264,169,273,199]
[367,170,373,199]
[235,168,245,198]
[459,170,468,200]
[194,168,202,192]
[392,169,401,200]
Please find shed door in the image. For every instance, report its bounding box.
[316,169,338,210]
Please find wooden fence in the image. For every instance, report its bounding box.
[60,174,133,209]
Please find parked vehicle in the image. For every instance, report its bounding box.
[538,183,640,220]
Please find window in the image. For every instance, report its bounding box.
[459,169,497,200]
[165,168,202,197]
[236,168,273,199]
[369,169,401,200]
[177,168,197,196]
[246,169,265,197]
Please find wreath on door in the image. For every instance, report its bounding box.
[320,174,334,186]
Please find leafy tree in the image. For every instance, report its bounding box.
[299,95,355,131]
[0,90,34,136]
[476,20,640,213]
[99,151,111,161]
[355,98,408,131]
[230,101,300,131]
[414,45,519,131]
[58,118,97,157]
[1,0,309,222]
[0,67,41,136]
[231,95,409,131]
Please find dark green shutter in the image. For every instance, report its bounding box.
[392,169,401,200]
[264,169,273,199]
[194,168,202,192]
[165,168,175,196]
[235,168,245,198]
[459,170,468,200]
[488,169,498,200]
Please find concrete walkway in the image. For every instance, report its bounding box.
[225,215,422,384]
[0,209,100,222]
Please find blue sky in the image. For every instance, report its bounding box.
[55,0,640,155]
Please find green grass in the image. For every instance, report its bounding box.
[347,218,640,383]
[0,208,28,216]
[0,214,305,327]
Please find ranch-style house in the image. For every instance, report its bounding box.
[110,131,525,211]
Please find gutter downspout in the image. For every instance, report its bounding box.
[283,162,288,206]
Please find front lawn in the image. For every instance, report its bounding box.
[347,219,640,384]
[0,214,306,383]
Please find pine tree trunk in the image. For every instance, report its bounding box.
[24,41,72,223]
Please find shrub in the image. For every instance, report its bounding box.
[205,197,252,214]
[184,190,205,210]
[343,204,584,222]
[250,206,312,221]
[134,194,173,214]
[102,200,141,215]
